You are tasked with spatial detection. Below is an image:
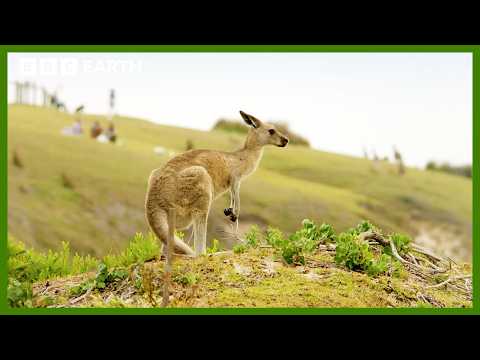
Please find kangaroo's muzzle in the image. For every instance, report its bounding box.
[278,137,289,147]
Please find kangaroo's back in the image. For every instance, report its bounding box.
[158,149,232,197]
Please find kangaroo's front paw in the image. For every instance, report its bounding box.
[224,208,237,222]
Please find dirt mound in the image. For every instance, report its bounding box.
[32,246,472,309]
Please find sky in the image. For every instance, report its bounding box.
[7,52,472,168]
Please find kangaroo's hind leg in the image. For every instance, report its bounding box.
[193,213,208,256]
[176,165,213,256]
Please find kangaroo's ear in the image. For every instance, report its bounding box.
[240,111,261,129]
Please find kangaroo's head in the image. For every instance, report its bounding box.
[240,111,289,149]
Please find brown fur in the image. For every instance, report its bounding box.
[145,111,289,256]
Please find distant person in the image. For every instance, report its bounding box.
[108,89,115,121]
[90,121,103,139]
[393,146,405,175]
[62,119,83,136]
[104,122,117,143]
[50,94,58,107]
[362,147,369,160]
[57,102,67,112]
[71,119,83,135]
[371,149,380,172]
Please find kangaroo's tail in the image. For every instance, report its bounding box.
[146,206,194,256]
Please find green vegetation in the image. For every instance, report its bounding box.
[335,231,390,276]
[8,235,98,284]
[69,263,129,297]
[426,160,471,178]
[7,219,471,308]
[206,239,222,254]
[233,225,261,254]
[103,232,159,268]
[264,220,336,265]
[8,235,98,307]
[388,233,412,256]
[212,119,249,135]
[7,232,158,307]
[240,220,404,277]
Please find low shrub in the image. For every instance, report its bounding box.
[334,221,391,276]
[233,225,261,254]
[7,236,98,307]
[103,232,159,268]
[265,219,336,265]
[387,233,412,256]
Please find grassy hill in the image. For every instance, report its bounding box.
[8,104,472,262]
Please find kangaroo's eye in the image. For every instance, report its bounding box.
[268,129,275,135]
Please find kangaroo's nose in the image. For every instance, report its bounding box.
[281,137,289,147]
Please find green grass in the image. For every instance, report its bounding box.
[7,104,472,261]
[7,231,160,307]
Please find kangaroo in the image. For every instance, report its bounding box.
[145,111,289,257]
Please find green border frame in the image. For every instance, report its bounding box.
[0,45,477,315]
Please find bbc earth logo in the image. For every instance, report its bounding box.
[19,57,143,76]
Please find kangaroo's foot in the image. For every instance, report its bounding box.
[223,207,237,222]
[162,244,195,257]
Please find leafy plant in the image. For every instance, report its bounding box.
[233,243,248,254]
[245,225,261,247]
[366,254,390,276]
[297,219,336,244]
[265,226,285,248]
[95,262,128,289]
[387,233,412,256]
[279,240,305,265]
[8,278,32,308]
[391,259,407,279]
[207,239,222,254]
[265,220,336,265]
[335,232,372,270]
[334,225,389,277]
[69,280,94,297]
[70,262,128,296]
[232,225,262,254]
[174,272,199,286]
[343,220,379,237]
[265,226,304,265]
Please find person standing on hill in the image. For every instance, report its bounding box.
[71,119,83,135]
[41,87,48,107]
[108,89,115,121]
[393,146,405,175]
[90,121,103,139]
[104,122,117,143]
